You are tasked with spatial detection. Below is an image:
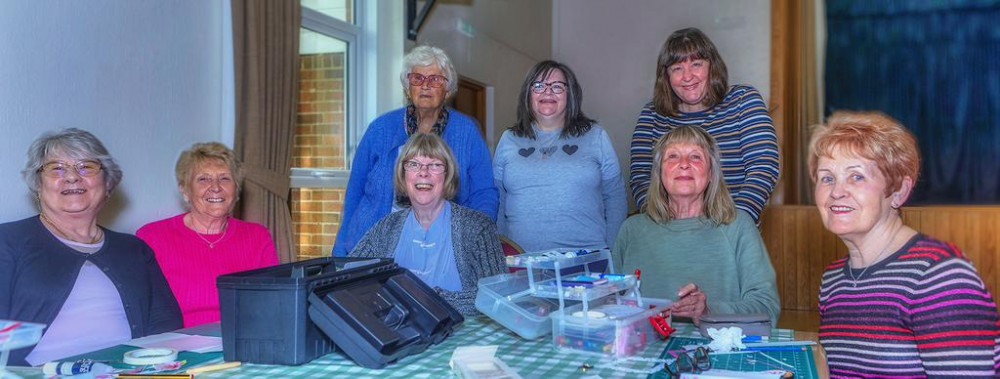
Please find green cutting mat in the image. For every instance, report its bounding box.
[647,336,818,379]
[61,344,222,373]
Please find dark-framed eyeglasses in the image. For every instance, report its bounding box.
[403,160,446,174]
[530,81,568,94]
[38,160,103,178]
[663,347,711,378]
[407,73,449,88]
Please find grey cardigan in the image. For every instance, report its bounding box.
[348,202,506,315]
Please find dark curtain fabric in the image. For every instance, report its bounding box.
[232,0,301,263]
[826,1,1000,204]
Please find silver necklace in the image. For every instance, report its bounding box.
[536,128,561,159]
[848,227,900,287]
[190,215,228,248]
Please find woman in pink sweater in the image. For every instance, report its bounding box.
[138,142,278,327]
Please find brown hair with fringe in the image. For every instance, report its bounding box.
[652,28,729,116]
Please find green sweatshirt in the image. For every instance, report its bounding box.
[612,210,780,324]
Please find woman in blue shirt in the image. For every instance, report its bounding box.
[349,133,506,315]
[333,45,497,256]
[494,60,626,252]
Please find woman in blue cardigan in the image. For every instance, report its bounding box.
[332,45,498,256]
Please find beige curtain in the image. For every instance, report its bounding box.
[232,0,301,263]
[770,0,823,205]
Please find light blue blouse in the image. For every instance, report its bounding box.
[392,202,462,291]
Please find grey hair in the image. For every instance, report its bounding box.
[21,128,124,196]
[399,45,459,99]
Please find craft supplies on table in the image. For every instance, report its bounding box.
[551,297,671,357]
[484,247,667,360]
[2,316,825,379]
[649,326,820,379]
[475,270,564,340]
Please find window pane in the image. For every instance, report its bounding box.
[294,28,349,260]
[301,0,353,24]
[296,28,347,170]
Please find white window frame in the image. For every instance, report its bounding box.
[292,1,381,188]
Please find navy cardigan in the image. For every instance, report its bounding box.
[0,216,182,366]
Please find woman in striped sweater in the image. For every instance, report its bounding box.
[630,27,778,224]
[811,111,1000,377]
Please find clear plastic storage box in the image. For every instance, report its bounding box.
[531,273,637,301]
[0,320,46,378]
[505,248,611,270]
[475,270,564,340]
[550,297,671,357]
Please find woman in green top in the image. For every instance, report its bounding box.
[613,125,780,325]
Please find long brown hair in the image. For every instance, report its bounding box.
[652,28,729,116]
[510,60,595,139]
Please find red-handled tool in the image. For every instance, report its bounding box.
[649,310,674,339]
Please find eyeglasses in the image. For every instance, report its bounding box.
[38,160,103,178]
[530,81,568,94]
[663,347,711,378]
[407,73,449,88]
[403,160,446,174]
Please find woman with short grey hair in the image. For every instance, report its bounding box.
[333,45,498,256]
[21,128,124,196]
[351,133,506,315]
[398,45,459,101]
[0,128,181,366]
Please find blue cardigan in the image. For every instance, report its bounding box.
[333,107,498,256]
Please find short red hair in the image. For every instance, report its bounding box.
[808,111,920,196]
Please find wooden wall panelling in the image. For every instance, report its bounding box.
[765,205,1000,314]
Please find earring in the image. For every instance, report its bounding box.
[891,201,899,209]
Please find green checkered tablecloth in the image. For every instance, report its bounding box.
[3,319,810,378]
[194,315,672,378]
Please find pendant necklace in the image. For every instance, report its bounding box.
[41,212,102,244]
[848,224,901,287]
[190,215,228,249]
[537,130,559,159]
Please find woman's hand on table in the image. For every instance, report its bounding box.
[671,282,708,324]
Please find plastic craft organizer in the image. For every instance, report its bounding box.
[498,249,669,357]
[551,297,671,356]
[0,320,45,378]
[475,270,563,339]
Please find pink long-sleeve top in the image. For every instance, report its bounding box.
[137,213,278,327]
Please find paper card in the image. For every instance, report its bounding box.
[127,333,223,353]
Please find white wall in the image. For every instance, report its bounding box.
[415,0,553,146]
[0,1,230,232]
[553,0,772,207]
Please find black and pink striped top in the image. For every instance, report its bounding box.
[819,234,1000,378]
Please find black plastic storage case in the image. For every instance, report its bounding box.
[218,257,400,365]
[307,264,464,369]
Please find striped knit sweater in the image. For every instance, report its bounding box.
[819,234,1000,378]
[628,85,778,223]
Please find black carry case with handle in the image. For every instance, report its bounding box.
[217,256,463,367]
[307,264,464,368]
